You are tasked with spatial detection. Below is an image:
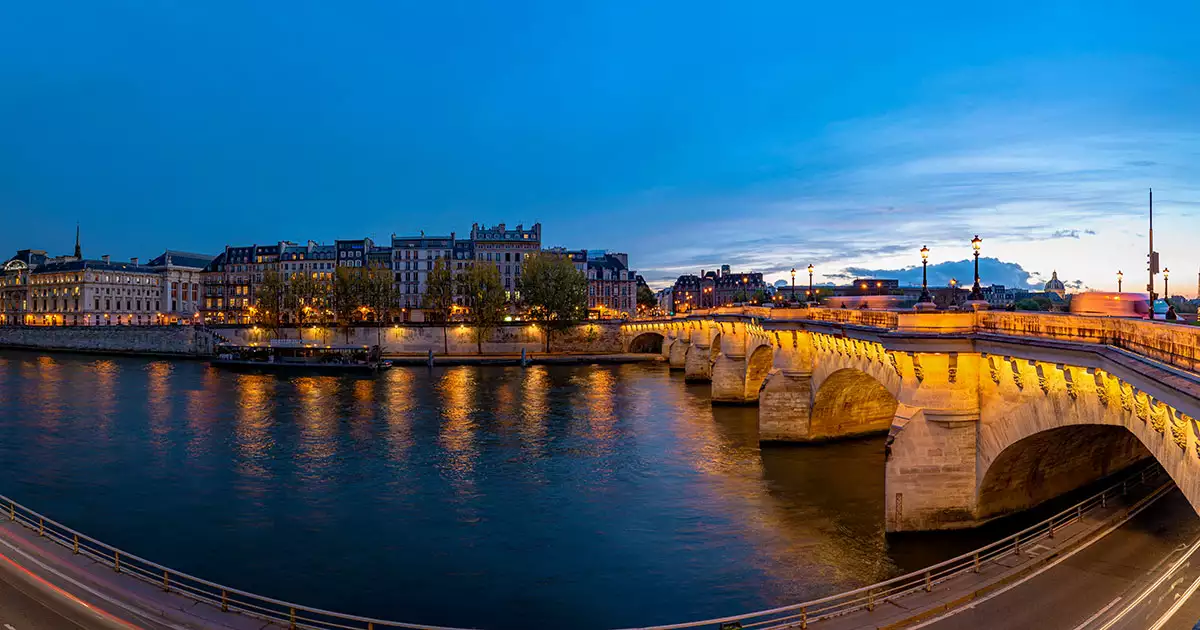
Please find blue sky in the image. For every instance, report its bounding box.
[1,1,1197,293]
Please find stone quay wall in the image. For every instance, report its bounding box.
[0,325,212,356]
[216,321,625,355]
[0,322,628,357]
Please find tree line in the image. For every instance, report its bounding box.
[248,252,590,351]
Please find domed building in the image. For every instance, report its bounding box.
[1044,271,1066,298]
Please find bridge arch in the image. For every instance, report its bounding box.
[810,368,899,440]
[628,331,665,354]
[977,424,1149,519]
[745,344,774,397]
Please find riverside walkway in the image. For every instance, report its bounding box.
[0,466,1180,630]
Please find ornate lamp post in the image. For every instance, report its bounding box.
[790,268,796,305]
[918,245,931,303]
[1163,268,1170,299]
[807,264,814,305]
[969,235,984,301]
[1117,270,1123,293]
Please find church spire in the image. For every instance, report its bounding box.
[74,223,81,259]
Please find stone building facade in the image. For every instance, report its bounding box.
[391,233,455,309]
[147,251,214,323]
[470,223,541,298]
[586,252,637,317]
[1,250,165,326]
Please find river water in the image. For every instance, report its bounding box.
[0,349,1000,629]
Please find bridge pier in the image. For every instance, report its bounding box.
[712,354,752,403]
[684,341,713,382]
[668,338,690,370]
[759,370,813,440]
[885,405,981,531]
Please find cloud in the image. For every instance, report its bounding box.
[826,257,1037,288]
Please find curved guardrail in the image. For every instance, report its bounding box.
[617,464,1166,630]
[0,464,1165,630]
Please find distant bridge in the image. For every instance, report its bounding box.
[622,307,1200,532]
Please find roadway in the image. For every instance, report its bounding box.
[0,547,138,629]
[916,487,1200,630]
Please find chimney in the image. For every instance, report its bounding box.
[101,255,110,264]
[130,257,139,266]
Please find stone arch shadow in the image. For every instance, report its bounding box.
[976,424,1152,521]
[809,367,899,441]
[627,331,665,354]
[746,344,774,398]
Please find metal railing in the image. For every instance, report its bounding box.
[617,464,1167,630]
[0,495,475,630]
[0,464,1168,630]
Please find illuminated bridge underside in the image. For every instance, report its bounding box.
[623,310,1200,531]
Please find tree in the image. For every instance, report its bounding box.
[751,289,767,305]
[637,283,656,313]
[1014,297,1050,312]
[520,252,588,352]
[423,258,456,354]
[255,270,285,338]
[363,267,396,345]
[463,263,506,354]
[285,271,322,340]
[330,266,367,343]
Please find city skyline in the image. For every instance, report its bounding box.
[2,1,1198,295]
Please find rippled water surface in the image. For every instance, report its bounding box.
[0,349,971,629]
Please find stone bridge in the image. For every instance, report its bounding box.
[622,308,1200,533]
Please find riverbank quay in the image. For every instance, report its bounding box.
[384,352,664,366]
[0,320,640,359]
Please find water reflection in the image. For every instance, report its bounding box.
[437,367,478,495]
[0,350,980,630]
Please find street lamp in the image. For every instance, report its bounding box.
[790,268,796,305]
[918,245,931,303]
[807,264,814,306]
[969,235,984,301]
[1163,268,1170,299]
[1117,270,1123,293]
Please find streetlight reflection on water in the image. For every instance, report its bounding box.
[0,351,1005,629]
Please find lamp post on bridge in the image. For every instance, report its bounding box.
[790,268,796,305]
[807,264,814,307]
[915,245,935,310]
[1117,270,1123,293]
[1163,268,1170,300]
[967,235,989,310]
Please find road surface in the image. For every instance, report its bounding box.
[918,487,1200,630]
